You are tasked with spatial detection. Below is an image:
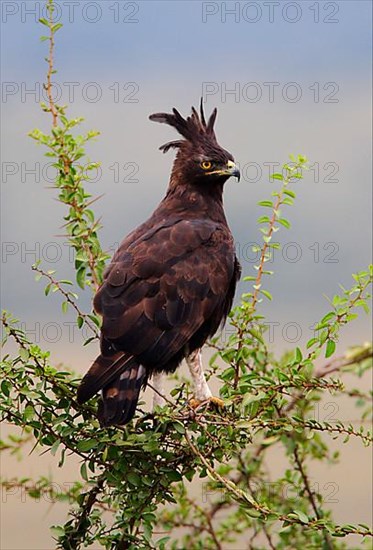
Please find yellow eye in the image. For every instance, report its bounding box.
[201,161,212,170]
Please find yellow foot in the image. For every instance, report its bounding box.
[189,396,225,410]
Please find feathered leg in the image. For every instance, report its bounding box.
[151,372,167,410]
[186,349,212,401]
[186,349,224,407]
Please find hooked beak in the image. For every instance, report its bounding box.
[225,160,241,181]
[206,160,241,181]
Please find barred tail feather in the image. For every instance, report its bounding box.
[98,364,146,426]
[77,352,147,426]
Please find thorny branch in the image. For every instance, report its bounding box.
[293,446,333,550]
[31,264,100,339]
[45,0,58,127]
[251,189,283,311]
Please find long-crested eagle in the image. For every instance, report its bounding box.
[77,102,241,426]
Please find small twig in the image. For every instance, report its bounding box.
[65,476,105,547]
[2,313,94,416]
[184,431,373,537]
[184,431,264,510]
[147,381,176,408]
[32,264,99,338]
[315,346,372,378]
[293,446,334,550]
[45,0,58,127]
[184,495,223,550]
[286,345,372,413]
[251,190,283,311]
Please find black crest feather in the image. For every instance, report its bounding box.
[149,99,218,153]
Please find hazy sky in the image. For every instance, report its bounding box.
[1,2,372,548]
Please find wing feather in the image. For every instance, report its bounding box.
[94,219,235,368]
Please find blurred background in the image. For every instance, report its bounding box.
[1,1,372,548]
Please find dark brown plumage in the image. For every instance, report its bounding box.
[77,101,241,426]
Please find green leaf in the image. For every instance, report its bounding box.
[167,470,183,482]
[321,311,336,324]
[50,526,65,538]
[143,522,152,542]
[245,508,262,518]
[248,328,264,344]
[282,197,294,206]
[19,347,29,361]
[23,405,35,421]
[260,289,272,301]
[277,218,291,229]
[306,337,318,349]
[1,380,10,397]
[127,472,141,486]
[173,422,185,434]
[76,267,86,289]
[271,172,284,181]
[354,299,370,314]
[87,314,101,327]
[293,510,309,523]
[295,347,303,362]
[325,339,336,358]
[50,439,61,456]
[257,215,271,224]
[258,200,273,207]
[156,537,171,549]
[52,23,63,33]
[77,439,97,452]
[80,462,88,482]
[85,209,95,223]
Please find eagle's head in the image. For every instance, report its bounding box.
[149,101,240,189]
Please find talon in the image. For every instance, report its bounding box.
[208,396,225,408]
[188,396,225,410]
[188,398,201,409]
